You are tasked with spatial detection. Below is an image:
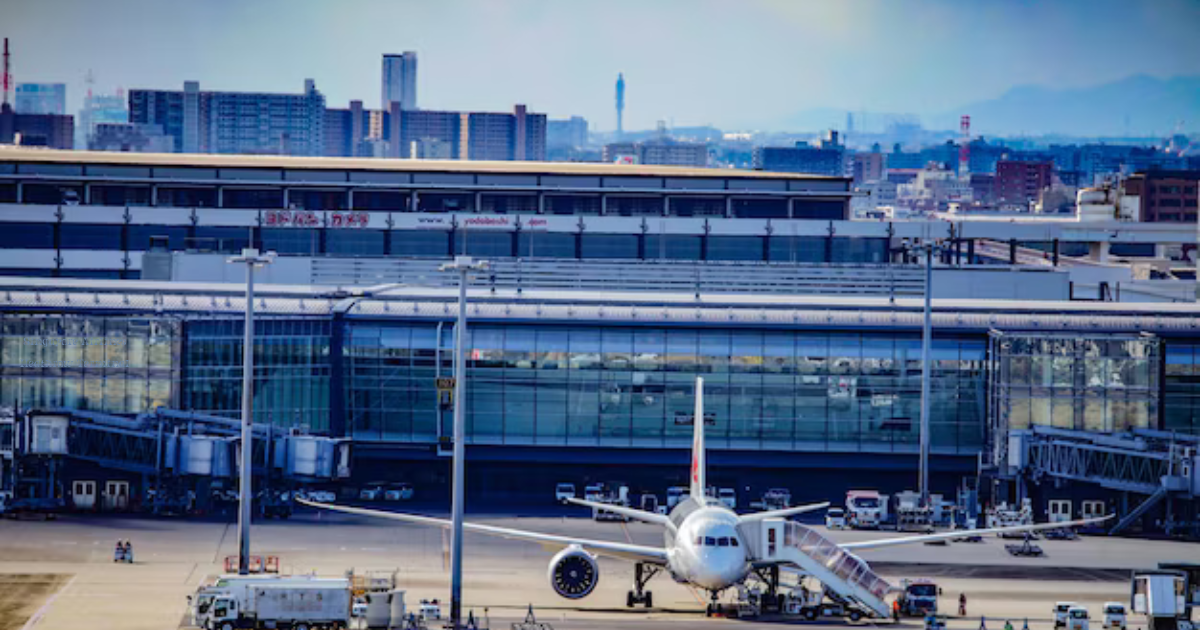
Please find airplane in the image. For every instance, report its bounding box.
[299,376,1112,616]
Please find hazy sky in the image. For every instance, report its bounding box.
[6,0,1200,132]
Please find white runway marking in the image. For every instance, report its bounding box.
[20,574,78,630]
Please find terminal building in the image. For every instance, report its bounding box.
[0,149,1197,533]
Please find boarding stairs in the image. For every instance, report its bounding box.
[742,518,893,618]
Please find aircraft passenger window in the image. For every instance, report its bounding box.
[704,537,716,546]
[718,537,729,547]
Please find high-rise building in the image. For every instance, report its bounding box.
[547,116,588,148]
[129,80,326,156]
[78,93,128,149]
[382,52,418,112]
[851,151,886,184]
[15,83,66,115]
[754,142,844,177]
[1122,170,1200,223]
[89,122,174,153]
[601,137,707,167]
[615,73,625,138]
[0,107,74,149]
[995,160,1053,205]
[388,104,546,161]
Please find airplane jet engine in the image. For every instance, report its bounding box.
[547,545,599,599]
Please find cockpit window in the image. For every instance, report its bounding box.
[704,537,716,546]
[695,536,703,546]
[717,537,729,547]
[730,537,739,547]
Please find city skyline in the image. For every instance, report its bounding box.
[4,0,1200,136]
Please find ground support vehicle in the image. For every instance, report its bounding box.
[1006,534,1045,557]
[1103,602,1127,630]
[554,483,575,504]
[897,578,940,616]
[1055,602,1080,628]
[192,576,351,630]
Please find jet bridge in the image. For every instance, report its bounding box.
[741,518,893,619]
[1006,427,1199,535]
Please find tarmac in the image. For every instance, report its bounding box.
[0,507,1194,630]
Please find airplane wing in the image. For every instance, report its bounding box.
[738,501,831,523]
[838,514,1114,551]
[297,498,669,564]
[565,498,677,532]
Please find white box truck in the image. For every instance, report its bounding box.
[192,576,351,630]
[846,490,884,529]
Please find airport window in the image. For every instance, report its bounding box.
[0,222,54,248]
[191,227,251,253]
[390,230,451,257]
[353,190,409,211]
[157,187,217,208]
[767,235,827,263]
[291,189,346,211]
[606,196,662,217]
[732,198,787,219]
[60,224,122,250]
[128,226,189,251]
[455,231,514,258]
[581,234,637,259]
[261,228,320,255]
[327,230,385,256]
[224,188,284,209]
[545,195,600,215]
[418,192,472,213]
[669,197,725,217]
[518,232,576,259]
[480,194,537,214]
[645,235,701,261]
[793,199,847,220]
[707,236,764,261]
[23,183,82,205]
[91,185,152,207]
[831,238,887,263]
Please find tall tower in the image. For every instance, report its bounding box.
[382,52,418,111]
[959,115,971,176]
[2,38,11,108]
[615,73,625,139]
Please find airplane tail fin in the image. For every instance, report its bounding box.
[690,377,706,500]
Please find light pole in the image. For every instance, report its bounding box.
[228,247,274,575]
[439,255,488,629]
[918,241,933,508]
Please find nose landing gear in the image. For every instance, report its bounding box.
[626,562,659,609]
[705,590,721,617]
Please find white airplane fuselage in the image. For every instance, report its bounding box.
[663,498,751,592]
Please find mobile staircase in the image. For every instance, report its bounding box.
[743,518,893,619]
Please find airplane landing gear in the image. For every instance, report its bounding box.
[626,562,659,609]
[705,591,721,617]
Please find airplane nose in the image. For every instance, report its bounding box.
[691,551,742,590]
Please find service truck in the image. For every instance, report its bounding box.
[897,578,940,616]
[846,490,884,529]
[192,575,351,630]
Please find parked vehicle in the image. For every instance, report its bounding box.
[718,488,737,510]
[1066,606,1090,630]
[418,599,441,621]
[191,576,351,630]
[846,490,884,529]
[763,488,791,509]
[383,483,413,501]
[555,483,576,504]
[359,483,385,501]
[1054,602,1079,628]
[584,483,605,502]
[639,493,659,513]
[897,579,939,616]
[826,507,848,529]
[666,486,689,508]
[1102,602,1126,630]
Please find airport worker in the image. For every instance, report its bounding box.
[124,540,134,563]
[1005,619,1014,630]
[114,540,124,562]
[894,598,901,621]
[959,593,968,616]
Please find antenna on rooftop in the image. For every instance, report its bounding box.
[2,38,12,107]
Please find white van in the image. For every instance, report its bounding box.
[1054,602,1078,628]
[555,483,576,504]
[718,488,737,510]
[826,507,848,529]
[1102,602,1126,630]
[1066,606,1090,630]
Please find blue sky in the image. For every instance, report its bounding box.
[6,0,1200,132]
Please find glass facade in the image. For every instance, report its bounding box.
[345,323,986,453]
[183,319,332,432]
[989,332,1159,434]
[1164,341,1200,435]
[0,315,179,414]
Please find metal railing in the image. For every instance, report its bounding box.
[783,521,892,602]
[311,257,926,297]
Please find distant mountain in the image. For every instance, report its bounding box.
[932,74,1199,137]
[780,75,1199,138]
